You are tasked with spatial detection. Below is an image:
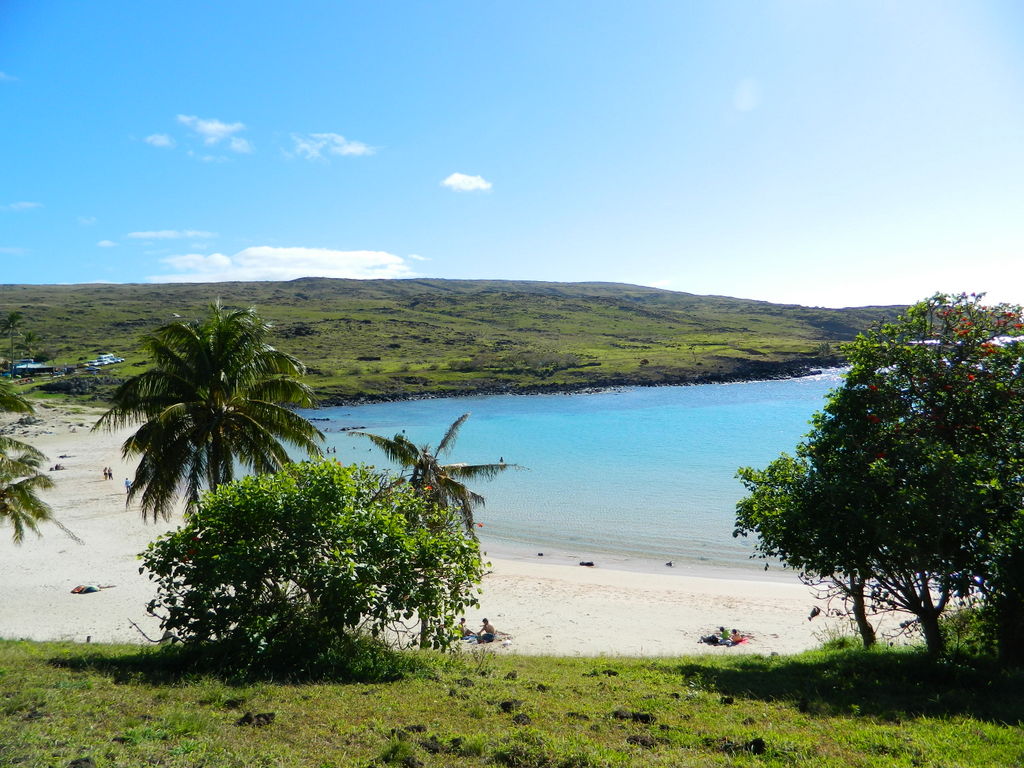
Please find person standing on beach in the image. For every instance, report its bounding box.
[124,477,131,494]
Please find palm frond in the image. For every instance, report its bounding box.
[0,380,33,414]
[350,431,421,468]
[444,462,520,481]
[436,413,471,457]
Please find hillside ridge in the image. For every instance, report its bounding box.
[0,278,901,402]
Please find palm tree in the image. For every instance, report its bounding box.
[93,301,323,521]
[17,330,41,360]
[352,413,516,533]
[1,311,24,374]
[0,380,57,542]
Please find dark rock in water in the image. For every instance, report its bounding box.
[537,552,544,556]
[579,561,595,567]
[67,759,96,768]
[499,699,524,713]
[512,713,532,725]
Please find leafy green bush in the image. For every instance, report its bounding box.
[940,605,996,659]
[140,460,483,677]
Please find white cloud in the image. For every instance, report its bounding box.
[148,246,417,283]
[0,72,16,82]
[733,78,762,112]
[145,133,176,148]
[97,240,118,247]
[407,253,429,261]
[126,229,217,240]
[441,173,492,192]
[176,114,248,150]
[77,216,97,226]
[2,201,43,211]
[290,132,374,160]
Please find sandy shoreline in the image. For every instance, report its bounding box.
[0,402,846,656]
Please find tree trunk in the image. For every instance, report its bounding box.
[919,610,945,657]
[994,588,1024,667]
[849,579,876,647]
[992,537,1024,666]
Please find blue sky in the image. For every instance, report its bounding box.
[2,1,1023,307]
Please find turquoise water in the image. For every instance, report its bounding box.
[306,371,842,574]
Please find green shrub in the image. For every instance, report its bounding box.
[379,736,418,764]
[140,461,483,678]
[940,605,996,659]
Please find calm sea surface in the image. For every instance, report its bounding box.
[303,371,843,575]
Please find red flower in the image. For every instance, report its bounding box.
[868,384,878,391]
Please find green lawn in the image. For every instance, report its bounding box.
[1,640,1020,767]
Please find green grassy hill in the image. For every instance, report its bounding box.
[1,279,900,402]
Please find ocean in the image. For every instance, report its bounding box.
[305,371,843,576]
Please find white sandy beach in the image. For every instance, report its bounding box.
[1,402,848,656]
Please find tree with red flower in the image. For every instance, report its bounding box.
[738,293,1024,663]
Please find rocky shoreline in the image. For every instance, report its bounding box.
[316,356,845,408]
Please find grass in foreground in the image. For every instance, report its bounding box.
[1,639,1021,768]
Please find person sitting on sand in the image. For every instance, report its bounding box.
[479,618,496,643]
[729,628,744,644]
[458,618,475,638]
